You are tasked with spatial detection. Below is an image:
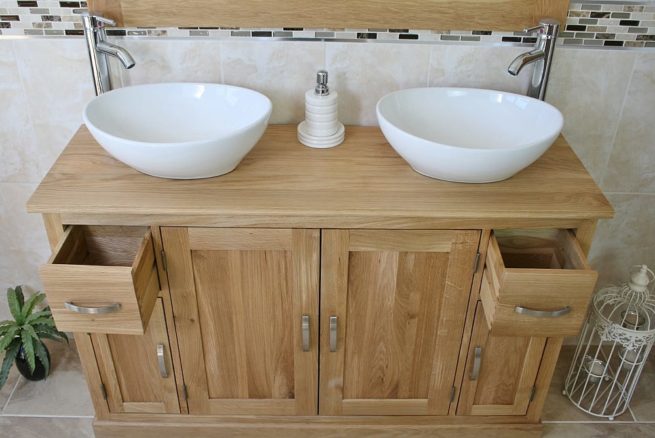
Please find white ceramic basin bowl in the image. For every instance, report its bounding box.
[83,83,272,179]
[376,87,563,183]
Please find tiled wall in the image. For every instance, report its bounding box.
[1,2,654,320]
[0,1,655,48]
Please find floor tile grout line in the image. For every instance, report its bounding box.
[629,405,638,422]
[1,375,23,415]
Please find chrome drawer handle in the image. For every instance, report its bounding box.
[470,346,482,381]
[515,305,571,318]
[301,315,310,352]
[157,343,168,378]
[64,302,121,314]
[329,316,338,352]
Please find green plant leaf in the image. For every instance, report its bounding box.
[0,340,20,391]
[56,330,69,344]
[25,314,55,327]
[33,341,49,379]
[0,321,17,337]
[7,288,23,325]
[14,286,25,309]
[0,325,19,351]
[21,328,36,373]
[35,332,64,344]
[21,292,46,320]
[33,326,68,344]
[23,324,39,342]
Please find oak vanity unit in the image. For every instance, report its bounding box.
[28,125,613,437]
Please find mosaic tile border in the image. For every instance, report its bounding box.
[0,0,653,49]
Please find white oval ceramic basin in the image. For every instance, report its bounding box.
[83,83,272,179]
[376,87,563,183]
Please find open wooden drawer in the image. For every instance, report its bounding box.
[480,229,598,337]
[39,225,160,335]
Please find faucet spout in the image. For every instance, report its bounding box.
[96,41,136,69]
[83,14,136,95]
[507,49,545,76]
[506,18,560,100]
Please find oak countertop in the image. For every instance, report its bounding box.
[27,125,613,229]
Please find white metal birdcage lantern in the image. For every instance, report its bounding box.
[564,265,655,420]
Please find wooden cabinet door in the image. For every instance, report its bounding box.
[162,228,319,415]
[320,230,480,415]
[92,298,181,414]
[457,302,546,416]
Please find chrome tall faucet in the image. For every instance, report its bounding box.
[508,18,560,101]
[82,14,135,95]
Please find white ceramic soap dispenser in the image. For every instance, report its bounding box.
[297,70,345,148]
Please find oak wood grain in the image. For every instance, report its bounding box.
[481,230,597,337]
[39,225,159,335]
[320,229,479,416]
[74,333,111,419]
[42,213,64,250]
[457,302,546,416]
[162,227,319,416]
[92,299,180,414]
[150,226,189,414]
[88,0,568,32]
[27,126,613,230]
[94,419,542,437]
[449,229,488,415]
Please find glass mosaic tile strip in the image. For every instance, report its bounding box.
[0,0,653,49]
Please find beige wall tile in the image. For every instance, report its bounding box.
[0,41,39,184]
[222,40,325,124]
[0,183,51,321]
[429,45,532,95]
[326,42,430,126]
[602,53,655,194]
[12,39,95,183]
[588,193,655,287]
[547,48,636,186]
[116,38,222,86]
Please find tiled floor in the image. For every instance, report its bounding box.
[0,340,94,437]
[0,343,653,437]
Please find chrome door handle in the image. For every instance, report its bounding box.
[329,316,338,352]
[470,346,482,381]
[64,301,121,314]
[157,344,168,378]
[301,315,310,352]
[515,305,571,318]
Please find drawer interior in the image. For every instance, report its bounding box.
[493,229,588,271]
[52,225,150,268]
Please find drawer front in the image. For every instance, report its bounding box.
[39,226,160,335]
[481,229,598,337]
[480,271,591,337]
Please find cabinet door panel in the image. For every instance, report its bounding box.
[93,298,180,414]
[320,229,480,416]
[457,302,546,416]
[162,227,319,416]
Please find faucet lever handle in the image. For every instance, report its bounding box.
[94,15,116,27]
[523,24,545,34]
